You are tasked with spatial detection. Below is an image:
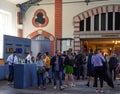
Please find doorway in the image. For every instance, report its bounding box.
[31,35,50,58]
[83,38,120,56]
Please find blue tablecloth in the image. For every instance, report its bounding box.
[14,64,38,89]
[0,65,9,80]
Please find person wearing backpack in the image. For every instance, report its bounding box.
[75,50,86,80]
[108,54,118,81]
[64,50,76,87]
[86,49,94,87]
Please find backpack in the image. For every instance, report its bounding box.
[109,56,118,69]
[76,54,85,65]
[64,55,74,66]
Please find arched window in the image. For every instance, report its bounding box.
[79,11,120,32]
[0,9,12,58]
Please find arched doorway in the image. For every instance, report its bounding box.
[27,29,55,56]
[31,35,50,57]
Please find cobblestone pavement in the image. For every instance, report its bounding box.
[0,80,120,94]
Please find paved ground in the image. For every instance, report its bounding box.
[0,79,120,94]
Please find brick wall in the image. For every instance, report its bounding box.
[17,29,23,37]
[17,11,23,37]
[55,0,62,38]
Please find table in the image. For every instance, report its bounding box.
[14,64,38,89]
[0,65,9,80]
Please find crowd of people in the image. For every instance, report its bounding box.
[6,48,119,92]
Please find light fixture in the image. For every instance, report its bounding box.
[112,40,120,44]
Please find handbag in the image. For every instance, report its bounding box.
[37,67,45,74]
[100,58,114,88]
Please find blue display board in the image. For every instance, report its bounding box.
[14,64,37,89]
[3,35,31,61]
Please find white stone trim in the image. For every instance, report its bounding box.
[17,24,23,29]
[74,28,79,31]
[37,30,43,34]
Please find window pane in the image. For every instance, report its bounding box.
[108,12,113,30]
[0,10,12,58]
[115,12,120,30]
[101,13,106,30]
[86,17,91,31]
[0,14,2,24]
[94,14,99,31]
[79,20,84,31]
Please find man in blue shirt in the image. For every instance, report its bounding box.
[7,51,18,84]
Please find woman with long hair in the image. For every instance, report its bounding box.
[36,54,46,89]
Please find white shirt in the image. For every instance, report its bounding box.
[7,54,18,65]
[26,54,34,63]
[36,60,46,70]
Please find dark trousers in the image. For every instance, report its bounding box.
[37,72,46,87]
[8,65,14,82]
[76,64,84,79]
[109,68,116,80]
[94,66,104,88]
[53,71,63,86]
